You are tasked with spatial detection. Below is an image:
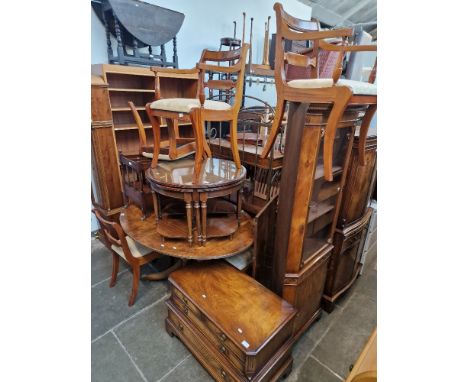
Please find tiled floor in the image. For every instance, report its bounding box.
[91,237,377,382]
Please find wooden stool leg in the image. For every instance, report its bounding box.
[237,188,242,225]
[128,265,140,307]
[110,251,120,287]
[260,98,286,159]
[184,193,193,247]
[167,118,178,160]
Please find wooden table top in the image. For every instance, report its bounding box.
[146,158,246,190]
[169,261,296,354]
[120,205,254,260]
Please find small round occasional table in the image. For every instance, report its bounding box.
[145,158,247,246]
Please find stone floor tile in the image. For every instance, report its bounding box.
[159,355,211,382]
[92,271,168,340]
[114,299,190,382]
[312,293,376,378]
[294,356,342,382]
[92,332,145,382]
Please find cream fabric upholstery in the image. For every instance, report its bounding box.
[224,248,253,271]
[287,78,334,89]
[336,79,377,95]
[287,78,377,96]
[142,151,194,161]
[111,236,153,259]
[150,98,231,113]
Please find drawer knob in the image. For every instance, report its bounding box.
[220,345,227,354]
[219,333,227,341]
[183,306,189,315]
[182,297,188,304]
[220,369,227,380]
[178,323,184,332]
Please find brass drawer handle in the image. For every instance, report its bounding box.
[220,345,228,355]
[219,333,227,341]
[178,323,184,332]
[220,369,228,380]
[183,306,189,315]
[182,296,188,304]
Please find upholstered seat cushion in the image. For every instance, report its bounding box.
[150,98,232,113]
[142,151,194,161]
[111,236,153,259]
[287,78,377,96]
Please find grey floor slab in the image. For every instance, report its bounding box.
[294,356,342,382]
[311,292,377,379]
[92,271,168,340]
[92,332,145,382]
[114,298,190,382]
[159,355,211,382]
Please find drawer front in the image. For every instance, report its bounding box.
[167,306,239,382]
[171,287,246,370]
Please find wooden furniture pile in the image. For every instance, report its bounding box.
[91,2,377,380]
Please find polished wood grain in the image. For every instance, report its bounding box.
[91,75,125,217]
[167,261,296,380]
[120,204,254,260]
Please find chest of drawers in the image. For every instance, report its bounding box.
[166,261,297,381]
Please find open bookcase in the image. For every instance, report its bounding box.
[91,64,198,156]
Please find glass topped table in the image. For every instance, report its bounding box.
[146,158,247,246]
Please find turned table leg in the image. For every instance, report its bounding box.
[151,191,160,222]
[184,193,193,246]
[200,193,208,246]
[193,192,202,245]
[237,188,242,226]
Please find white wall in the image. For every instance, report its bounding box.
[91,0,312,106]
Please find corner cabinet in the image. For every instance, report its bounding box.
[323,135,377,311]
[272,102,365,338]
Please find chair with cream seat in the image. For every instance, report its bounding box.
[93,208,167,306]
[261,3,377,181]
[146,44,250,176]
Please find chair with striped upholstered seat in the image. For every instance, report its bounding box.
[261,3,377,182]
[145,44,249,177]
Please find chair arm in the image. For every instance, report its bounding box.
[318,40,377,52]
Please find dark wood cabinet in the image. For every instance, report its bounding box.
[323,135,377,311]
[270,102,363,338]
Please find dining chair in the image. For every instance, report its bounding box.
[261,3,377,182]
[93,208,160,306]
[146,44,250,176]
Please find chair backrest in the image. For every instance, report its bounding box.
[92,208,134,263]
[196,44,250,113]
[128,101,148,155]
[273,2,353,84]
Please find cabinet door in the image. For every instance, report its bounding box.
[332,229,365,294]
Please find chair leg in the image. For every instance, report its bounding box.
[146,104,162,169]
[128,265,140,307]
[110,252,120,287]
[189,107,204,178]
[260,98,286,159]
[229,117,241,169]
